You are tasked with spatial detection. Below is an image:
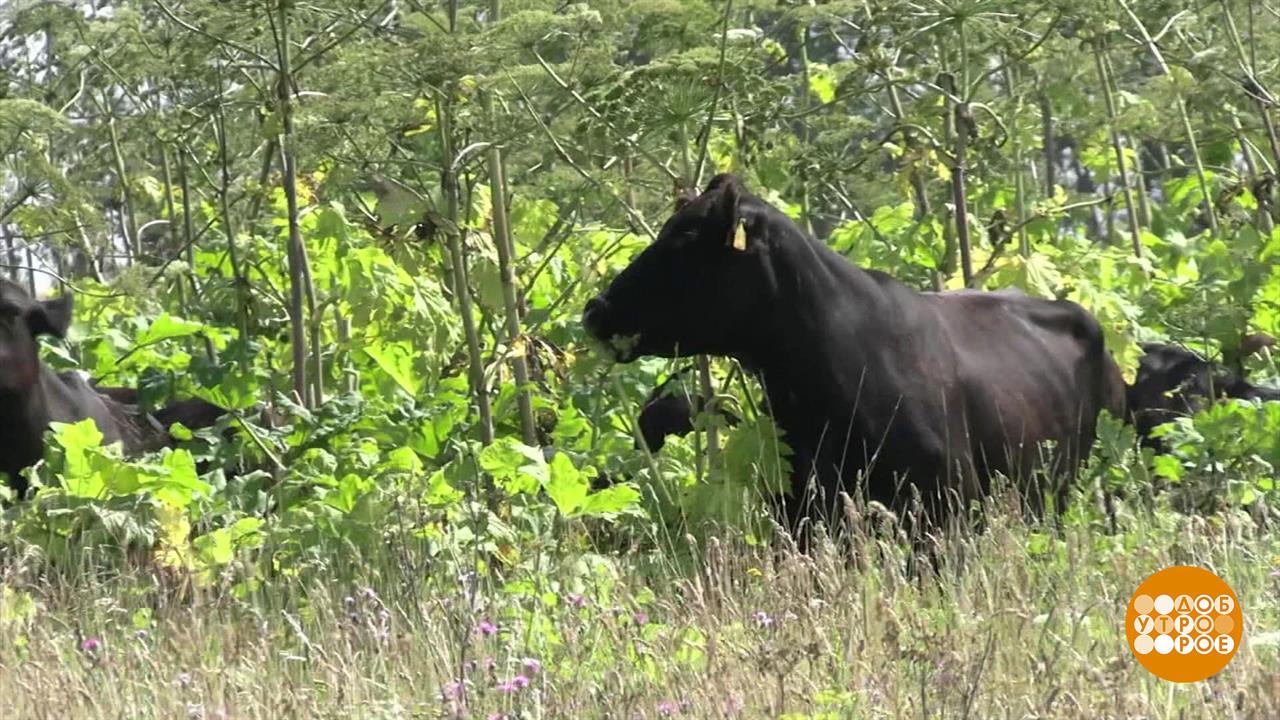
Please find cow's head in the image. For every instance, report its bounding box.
[1127,341,1280,443]
[582,174,775,361]
[0,280,72,397]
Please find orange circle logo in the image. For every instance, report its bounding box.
[1126,566,1243,682]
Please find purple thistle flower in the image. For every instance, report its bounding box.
[632,611,649,626]
[658,700,678,716]
[442,680,464,700]
[566,593,587,608]
[487,715,508,720]
[497,675,530,693]
[522,657,542,675]
[80,638,101,653]
[751,610,774,628]
[476,619,498,636]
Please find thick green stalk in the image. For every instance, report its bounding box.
[1003,64,1031,257]
[107,116,141,263]
[1092,41,1142,254]
[795,21,814,235]
[1233,114,1275,232]
[484,0,537,446]
[679,122,719,475]
[274,0,317,406]
[887,81,941,288]
[1129,135,1152,230]
[439,96,495,445]
[159,146,190,314]
[1118,0,1217,237]
[1040,93,1056,198]
[1218,0,1280,174]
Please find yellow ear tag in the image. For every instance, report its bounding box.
[731,220,747,251]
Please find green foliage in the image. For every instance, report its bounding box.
[0,0,1278,661]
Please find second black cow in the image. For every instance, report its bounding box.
[583,174,1126,533]
[0,280,228,499]
[1127,339,1280,447]
[635,368,739,453]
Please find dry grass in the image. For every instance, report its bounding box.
[1,493,1277,720]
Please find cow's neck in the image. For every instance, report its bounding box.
[739,231,890,390]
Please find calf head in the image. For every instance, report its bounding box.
[637,382,696,453]
[0,280,72,398]
[582,174,775,361]
[1128,341,1280,442]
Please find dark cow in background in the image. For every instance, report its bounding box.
[636,367,739,453]
[1127,337,1280,447]
[90,384,229,435]
[583,174,1126,533]
[0,280,228,500]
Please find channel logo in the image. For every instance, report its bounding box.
[1125,566,1243,682]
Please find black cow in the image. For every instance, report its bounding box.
[1127,340,1280,446]
[636,368,739,453]
[583,174,1126,533]
[90,384,229,435]
[0,280,144,498]
[0,280,229,499]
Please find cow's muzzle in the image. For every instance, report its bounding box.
[582,296,610,340]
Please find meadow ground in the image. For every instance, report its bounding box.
[1,491,1277,720]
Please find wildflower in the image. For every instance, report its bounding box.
[133,629,149,641]
[344,596,356,607]
[751,610,774,628]
[80,638,101,653]
[177,672,193,689]
[724,693,744,716]
[658,700,678,716]
[522,657,542,675]
[477,619,498,636]
[442,680,464,700]
[186,702,205,720]
[482,657,497,671]
[497,675,530,693]
[1271,567,1280,578]
[632,611,649,626]
[566,593,587,609]
[487,714,508,720]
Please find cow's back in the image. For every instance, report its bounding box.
[927,292,1121,503]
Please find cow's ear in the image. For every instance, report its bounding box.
[27,294,73,338]
[713,175,745,251]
